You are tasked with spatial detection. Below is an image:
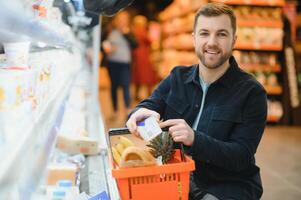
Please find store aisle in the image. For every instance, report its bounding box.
[99,87,301,200]
[98,86,140,131]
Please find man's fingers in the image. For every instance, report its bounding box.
[152,111,161,121]
[159,119,183,129]
[126,116,138,133]
[173,135,185,143]
[170,130,181,138]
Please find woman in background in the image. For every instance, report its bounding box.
[132,15,157,101]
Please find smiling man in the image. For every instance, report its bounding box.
[126,3,267,200]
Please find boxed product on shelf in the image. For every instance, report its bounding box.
[56,134,99,155]
[267,99,283,121]
[47,163,79,186]
[0,68,37,110]
[3,41,31,69]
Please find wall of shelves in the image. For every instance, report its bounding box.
[159,0,285,122]
[0,1,116,199]
[0,47,82,199]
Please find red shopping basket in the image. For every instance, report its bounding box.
[112,149,195,200]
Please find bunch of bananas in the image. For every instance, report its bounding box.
[111,136,134,166]
[111,136,156,168]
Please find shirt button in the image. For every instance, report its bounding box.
[195,104,199,108]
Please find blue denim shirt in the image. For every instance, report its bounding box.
[132,56,267,200]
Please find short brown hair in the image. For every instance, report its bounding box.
[194,3,236,35]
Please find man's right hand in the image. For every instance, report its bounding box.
[126,108,160,137]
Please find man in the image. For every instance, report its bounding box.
[126,3,267,200]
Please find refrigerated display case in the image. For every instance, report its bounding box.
[0,1,120,199]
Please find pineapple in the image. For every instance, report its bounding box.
[147,131,174,164]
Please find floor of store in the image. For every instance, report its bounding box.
[98,85,301,200]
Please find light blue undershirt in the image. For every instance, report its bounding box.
[192,76,211,130]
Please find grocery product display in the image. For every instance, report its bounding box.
[0,1,116,199]
[159,0,285,122]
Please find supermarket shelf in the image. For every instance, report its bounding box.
[80,74,120,199]
[0,49,81,198]
[235,43,282,51]
[264,85,282,95]
[165,42,283,52]
[0,1,70,48]
[79,24,120,200]
[267,115,281,122]
[237,19,283,28]
[240,64,281,72]
[163,25,193,36]
[212,0,285,6]
[163,20,283,36]
[159,1,206,22]
[295,42,301,54]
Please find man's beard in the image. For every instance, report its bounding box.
[196,47,232,69]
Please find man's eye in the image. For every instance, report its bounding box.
[218,33,227,37]
[199,32,208,36]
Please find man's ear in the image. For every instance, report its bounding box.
[192,32,196,47]
[232,34,237,47]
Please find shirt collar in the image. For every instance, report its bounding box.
[185,56,240,88]
[184,64,199,85]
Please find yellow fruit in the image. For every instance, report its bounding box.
[119,136,134,148]
[111,146,121,166]
[115,143,125,155]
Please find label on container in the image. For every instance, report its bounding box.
[88,191,109,200]
[137,116,162,141]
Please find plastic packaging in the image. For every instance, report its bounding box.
[3,41,31,68]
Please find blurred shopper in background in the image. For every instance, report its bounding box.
[102,10,137,119]
[132,15,157,100]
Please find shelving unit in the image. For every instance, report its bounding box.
[211,0,285,6]
[234,43,282,51]
[240,64,281,72]
[0,47,82,199]
[159,0,285,122]
[0,2,117,199]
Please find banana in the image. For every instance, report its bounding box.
[119,136,134,148]
[115,143,125,155]
[111,146,121,166]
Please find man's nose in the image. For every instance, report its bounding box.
[207,34,217,46]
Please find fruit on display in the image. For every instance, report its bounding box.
[147,131,174,164]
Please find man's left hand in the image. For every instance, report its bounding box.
[159,119,195,146]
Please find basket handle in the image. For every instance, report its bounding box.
[108,127,131,135]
